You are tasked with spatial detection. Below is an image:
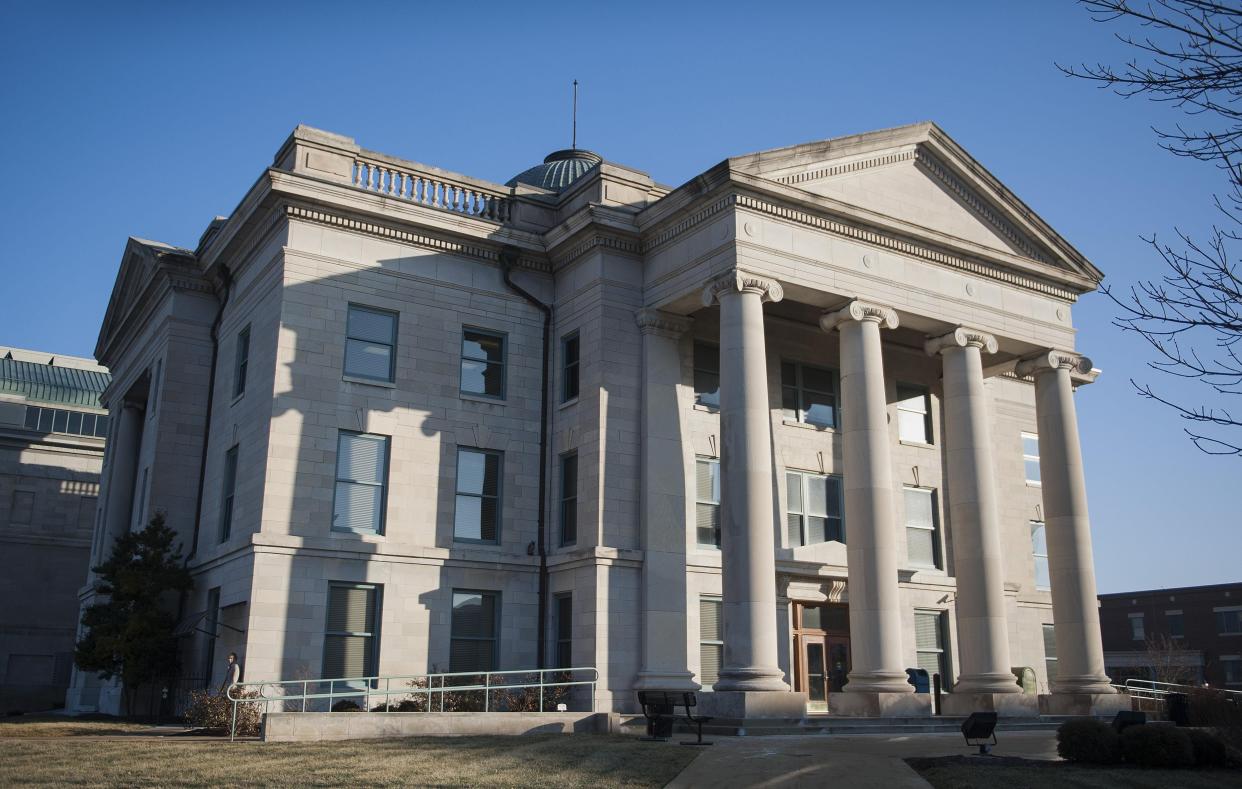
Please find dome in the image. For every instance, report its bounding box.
[506,149,602,193]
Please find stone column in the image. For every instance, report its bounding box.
[1015,351,1118,713]
[701,271,788,694]
[927,328,1031,714]
[101,403,143,551]
[821,300,925,717]
[633,308,699,691]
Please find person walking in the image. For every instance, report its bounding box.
[219,652,242,695]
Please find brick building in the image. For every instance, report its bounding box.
[1100,583,1242,690]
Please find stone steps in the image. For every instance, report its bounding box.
[673,714,1098,737]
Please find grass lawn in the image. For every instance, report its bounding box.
[909,755,1242,789]
[0,734,699,787]
[0,714,160,738]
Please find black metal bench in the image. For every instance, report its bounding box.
[637,690,713,746]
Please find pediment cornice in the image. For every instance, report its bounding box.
[95,239,207,365]
[697,122,1103,288]
[638,166,1096,302]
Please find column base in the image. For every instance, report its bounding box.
[831,691,933,718]
[633,671,700,692]
[1039,692,1129,716]
[942,692,1040,717]
[952,673,1024,695]
[714,667,789,692]
[842,670,916,694]
[696,690,808,720]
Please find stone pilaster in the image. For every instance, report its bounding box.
[1016,350,1116,702]
[701,270,788,693]
[633,308,699,691]
[821,301,926,716]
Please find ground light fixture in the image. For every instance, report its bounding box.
[961,712,998,755]
[1112,710,1146,733]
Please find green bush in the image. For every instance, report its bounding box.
[370,698,424,712]
[184,689,262,736]
[1057,718,1121,764]
[331,700,362,712]
[1121,724,1194,768]
[1186,728,1229,767]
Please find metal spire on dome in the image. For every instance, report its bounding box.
[572,79,578,151]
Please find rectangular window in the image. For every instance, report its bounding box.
[202,587,220,687]
[233,326,250,398]
[555,594,573,669]
[323,583,380,680]
[333,431,389,534]
[693,342,720,408]
[1166,610,1184,639]
[561,332,580,403]
[1222,657,1242,688]
[914,610,949,685]
[1129,613,1146,640]
[53,409,68,433]
[460,328,506,398]
[1043,623,1058,685]
[1216,607,1242,635]
[454,448,501,543]
[10,490,34,525]
[220,445,239,541]
[699,597,723,689]
[786,471,845,546]
[781,361,837,428]
[1030,521,1050,591]
[897,384,932,443]
[695,458,721,548]
[450,590,498,672]
[1022,433,1041,485]
[344,304,397,383]
[559,453,577,546]
[904,488,940,568]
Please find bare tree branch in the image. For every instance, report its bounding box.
[1064,0,1242,456]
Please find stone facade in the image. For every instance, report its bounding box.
[68,122,1115,716]
[0,347,109,712]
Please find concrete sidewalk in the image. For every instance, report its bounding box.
[665,730,1060,788]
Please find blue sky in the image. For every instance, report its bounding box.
[1,1,1235,592]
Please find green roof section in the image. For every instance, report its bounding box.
[0,357,111,408]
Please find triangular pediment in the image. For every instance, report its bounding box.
[728,123,1101,282]
[95,237,197,362]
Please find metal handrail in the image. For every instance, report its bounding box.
[225,667,598,741]
[1114,678,1242,700]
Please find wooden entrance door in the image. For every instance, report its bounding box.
[798,634,851,711]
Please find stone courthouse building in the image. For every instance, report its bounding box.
[68,122,1120,718]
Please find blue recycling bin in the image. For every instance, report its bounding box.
[906,667,930,693]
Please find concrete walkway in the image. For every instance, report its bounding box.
[665,730,1060,788]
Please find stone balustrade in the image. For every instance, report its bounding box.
[351,158,511,222]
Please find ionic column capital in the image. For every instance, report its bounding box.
[635,308,693,338]
[1015,349,1097,384]
[819,299,899,332]
[924,326,999,357]
[701,270,784,307]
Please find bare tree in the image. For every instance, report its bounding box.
[1143,632,1200,684]
[1060,1,1242,455]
